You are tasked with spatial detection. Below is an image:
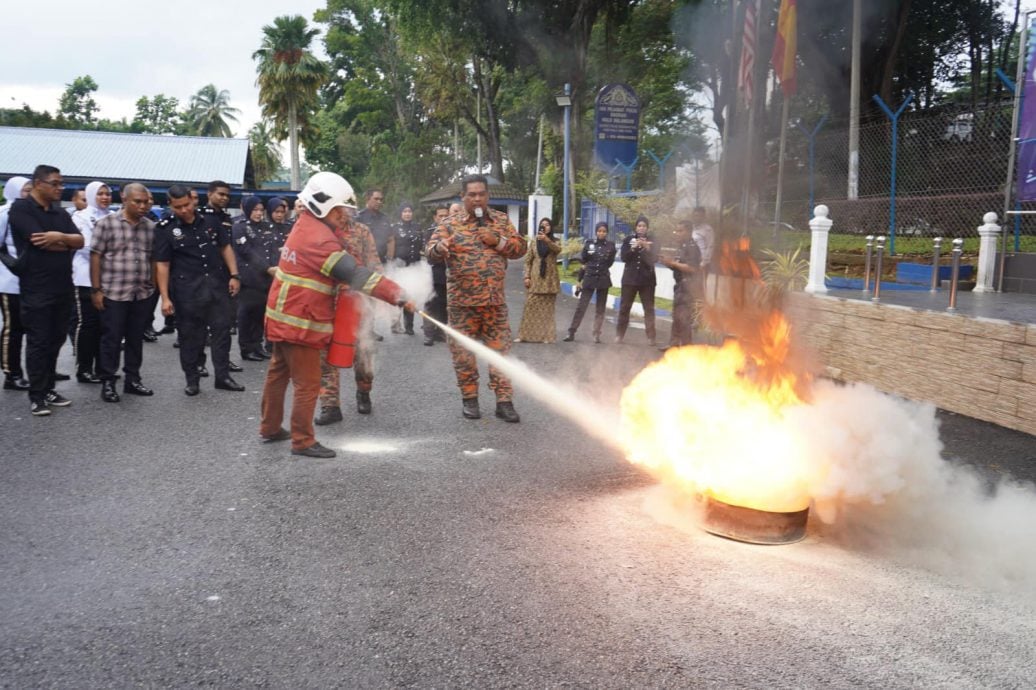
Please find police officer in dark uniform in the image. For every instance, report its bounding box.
[422,204,450,346]
[563,221,617,344]
[266,196,294,244]
[153,184,245,396]
[660,219,703,349]
[232,195,280,361]
[197,180,243,373]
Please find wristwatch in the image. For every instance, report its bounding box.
[230,274,241,280]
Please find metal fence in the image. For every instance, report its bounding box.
[768,100,1036,251]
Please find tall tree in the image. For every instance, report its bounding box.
[253,15,329,190]
[186,84,240,137]
[58,75,99,126]
[132,94,183,134]
[249,119,284,185]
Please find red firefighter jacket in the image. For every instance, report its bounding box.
[265,212,403,349]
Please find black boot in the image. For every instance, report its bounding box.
[462,397,480,419]
[101,380,121,403]
[495,401,520,423]
[356,390,372,415]
[315,406,343,426]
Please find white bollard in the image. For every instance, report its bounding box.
[805,205,832,294]
[973,212,1000,294]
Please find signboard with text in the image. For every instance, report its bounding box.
[593,84,640,169]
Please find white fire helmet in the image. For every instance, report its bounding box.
[298,171,358,218]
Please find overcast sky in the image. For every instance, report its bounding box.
[0,1,329,137]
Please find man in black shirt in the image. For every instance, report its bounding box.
[8,165,84,416]
[153,184,244,396]
[354,187,394,264]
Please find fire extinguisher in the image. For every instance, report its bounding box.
[327,291,361,368]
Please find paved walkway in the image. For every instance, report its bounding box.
[823,287,1036,324]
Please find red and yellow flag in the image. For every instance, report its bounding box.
[771,0,797,97]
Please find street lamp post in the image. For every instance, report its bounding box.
[556,83,572,270]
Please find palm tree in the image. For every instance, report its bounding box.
[253,15,328,190]
[249,119,283,185]
[186,84,240,137]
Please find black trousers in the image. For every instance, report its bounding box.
[1,292,25,379]
[69,286,101,376]
[422,283,447,339]
[20,290,72,402]
[616,284,656,341]
[670,281,695,347]
[177,292,231,383]
[568,287,610,337]
[237,286,267,355]
[99,297,153,383]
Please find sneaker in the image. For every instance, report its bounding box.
[44,391,71,407]
[30,400,51,416]
[291,442,337,459]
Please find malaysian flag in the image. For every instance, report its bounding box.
[738,0,761,108]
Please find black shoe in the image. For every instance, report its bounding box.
[54,372,71,381]
[405,328,415,335]
[4,376,29,391]
[241,351,265,362]
[197,366,209,377]
[291,442,337,459]
[373,331,385,342]
[101,381,121,403]
[495,401,520,423]
[356,390,372,415]
[562,333,575,342]
[229,361,243,372]
[143,328,158,343]
[173,340,180,348]
[184,382,200,396]
[214,376,245,392]
[124,380,154,396]
[159,325,176,335]
[314,406,343,426]
[423,336,435,346]
[76,372,102,384]
[30,400,51,416]
[261,428,291,443]
[462,397,480,420]
[44,391,71,407]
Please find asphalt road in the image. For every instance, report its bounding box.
[2,263,1035,688]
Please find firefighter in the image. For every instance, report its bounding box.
[259,172,413,459]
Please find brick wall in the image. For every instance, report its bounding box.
[784,293,1036,437]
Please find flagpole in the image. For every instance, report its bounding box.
[772,93,790,236]
[741,104,755,235]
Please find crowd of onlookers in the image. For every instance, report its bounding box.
[1,164,714,424]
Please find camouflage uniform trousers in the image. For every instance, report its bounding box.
[318,321,374,408]
[447,303,513,402]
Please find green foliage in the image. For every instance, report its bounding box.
[133,95,184,135]
[249,120,284,185]
[253,15,328,139]
[760,247,809,296]
[186,85,240,137]
[58,75,99,126]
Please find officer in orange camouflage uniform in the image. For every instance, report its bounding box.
[426,174,527,423]
[314,213,383,425]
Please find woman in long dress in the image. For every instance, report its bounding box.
[516,217,561,343]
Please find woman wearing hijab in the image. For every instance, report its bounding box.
[69,181,113,383]
[232,196,280,361]
[615,214,659,345]
[266,196,293,244]
[391,201,424,335]
[516,217,562,343]
[0,176,33,390]
[563,221,616,344]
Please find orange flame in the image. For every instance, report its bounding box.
[620,239,815,514]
